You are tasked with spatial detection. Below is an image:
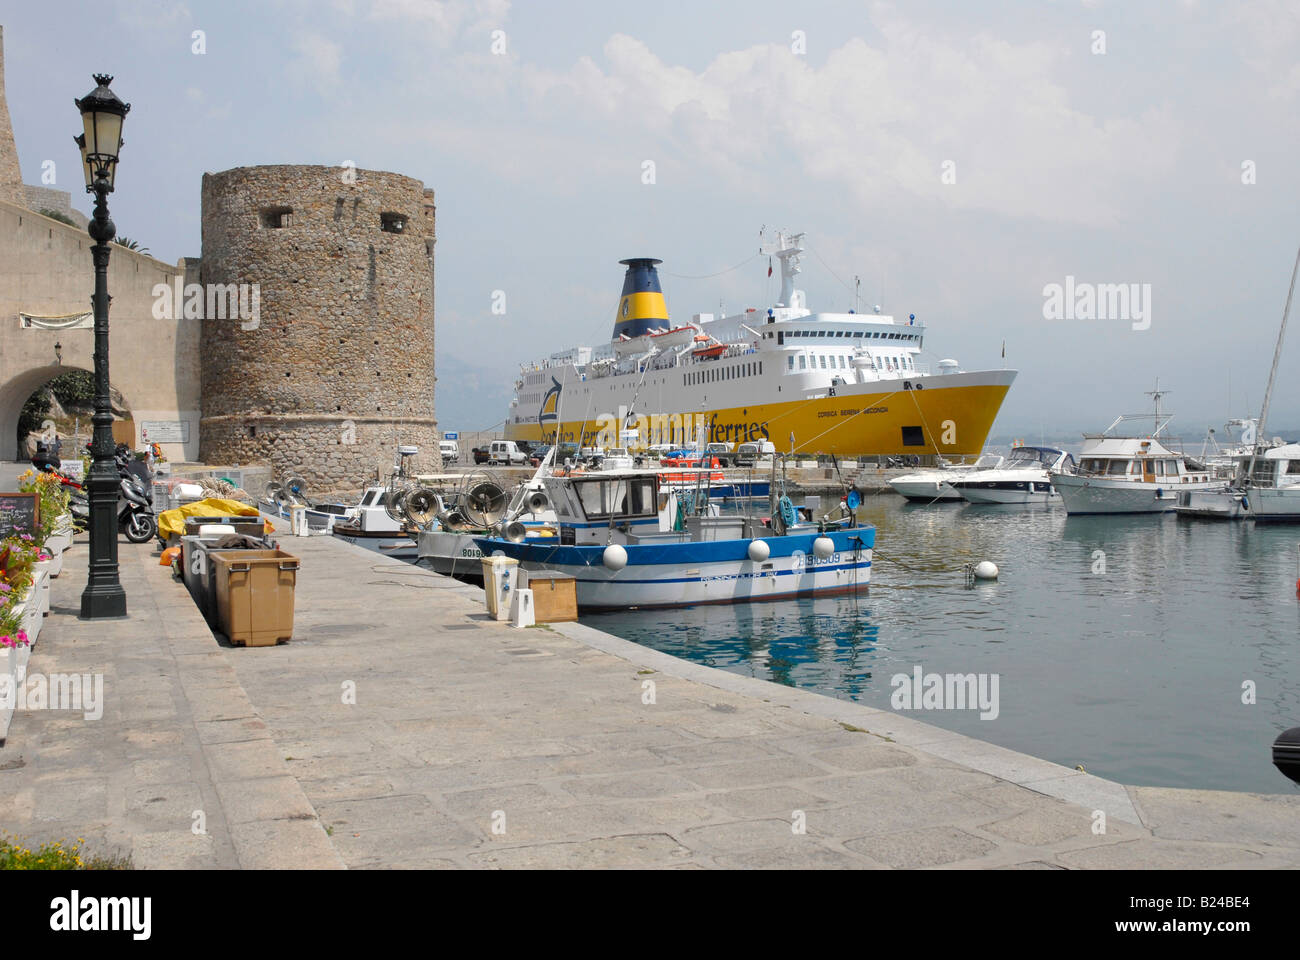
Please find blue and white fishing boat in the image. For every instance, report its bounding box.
[474,469,874,610]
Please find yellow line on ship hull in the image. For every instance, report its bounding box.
[507,382,1012,456]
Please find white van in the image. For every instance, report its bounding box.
[735,440,776,466]
[438,439,459,463]
[489,439,528,465]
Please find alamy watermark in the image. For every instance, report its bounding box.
[890,666,1000,720]
[152,277,260,330]
[1042,276,1151,331]
[0,671,104,720]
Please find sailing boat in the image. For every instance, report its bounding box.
[1176,243,1300,521]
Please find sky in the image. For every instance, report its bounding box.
[5,0,1300,441]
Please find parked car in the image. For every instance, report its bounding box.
[528,444,552,467]
[489,439,528,465]
[472,446,491,464]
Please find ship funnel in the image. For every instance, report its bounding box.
[613,258,669,342]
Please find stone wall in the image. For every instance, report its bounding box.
[0,200,201,461]
[199,164,439,492]
[24,184,89,228]
[0,27,25,208]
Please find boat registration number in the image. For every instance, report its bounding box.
[460,547,483,558]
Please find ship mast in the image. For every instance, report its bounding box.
[760,229,805,308]
[1243,242,1300,488]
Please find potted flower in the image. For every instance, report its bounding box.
[17,469,73,574]
[1,598,31,730]
[0,536,44,646]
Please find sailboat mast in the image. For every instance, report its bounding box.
[1244,242,1300,485]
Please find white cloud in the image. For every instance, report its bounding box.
[285,32,345,91]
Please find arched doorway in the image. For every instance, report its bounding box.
[2,364,133,462]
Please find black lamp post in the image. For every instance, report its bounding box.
[74,74,130,620]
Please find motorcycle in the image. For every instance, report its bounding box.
[31,445,157,543]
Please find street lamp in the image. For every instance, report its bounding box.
[74,74,130,619]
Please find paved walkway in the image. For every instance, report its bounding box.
[2,511,1298,868]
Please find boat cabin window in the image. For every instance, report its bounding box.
[361,490,380,506]
[1106,460,1133,476]
[1288,460,1300,475]
[1163,460,1179,475]
[572,478,658,521]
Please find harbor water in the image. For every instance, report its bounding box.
[585,495,1300,795]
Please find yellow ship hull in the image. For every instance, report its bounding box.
[506,371,1015,457]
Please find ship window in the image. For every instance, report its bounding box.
[819,356,827,369]
[799,355,807,370]
[902,426,925,446]
[1288,460,1300,474]
[1164,460,1179,473]
[1107,460,1134,475]
[1154,460,1165,476]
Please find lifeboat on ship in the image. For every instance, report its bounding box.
[612,324,699,356]
[690,334,728,359]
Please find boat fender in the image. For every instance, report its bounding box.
[813,536,835,559]
[603,543,628,571]
[747,539,770,562]
[778,496,798,528]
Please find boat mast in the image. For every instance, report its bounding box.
[1243,242,1300,487]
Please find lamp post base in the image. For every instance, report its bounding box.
[79,585,128,620]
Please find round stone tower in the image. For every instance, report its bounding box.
[199,164,439,490]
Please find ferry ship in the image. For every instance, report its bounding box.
[504,231,1016,457]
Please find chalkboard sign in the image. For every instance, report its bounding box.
[0,493,40,538]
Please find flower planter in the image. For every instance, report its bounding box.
[47,547,63,578]
[0,642,31,744]
[32,561,51,618]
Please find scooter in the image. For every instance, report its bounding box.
[113,448,158,544]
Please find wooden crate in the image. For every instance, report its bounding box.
[525,570,578,623]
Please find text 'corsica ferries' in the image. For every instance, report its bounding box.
[506,231,1017,457]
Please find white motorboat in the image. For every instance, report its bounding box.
[950,446,1072,505]
[1053,437,1221,515]
[888,454,1004,502]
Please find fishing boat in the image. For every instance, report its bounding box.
[414,469,559,581]
[950,446,1073,505]
[505,230,1015,458]
[888,453,1005,502]
[473,468,873,610]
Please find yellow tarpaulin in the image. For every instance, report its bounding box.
[157,498,271,540]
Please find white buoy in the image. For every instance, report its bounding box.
[973,560,999,580]
[813,536,835,559]
[603,543,628,571]
[747,539,770,562]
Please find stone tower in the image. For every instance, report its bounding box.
[199,164,439,491]
[0,26,28,207]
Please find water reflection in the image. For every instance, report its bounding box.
[590,497,1300,794]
